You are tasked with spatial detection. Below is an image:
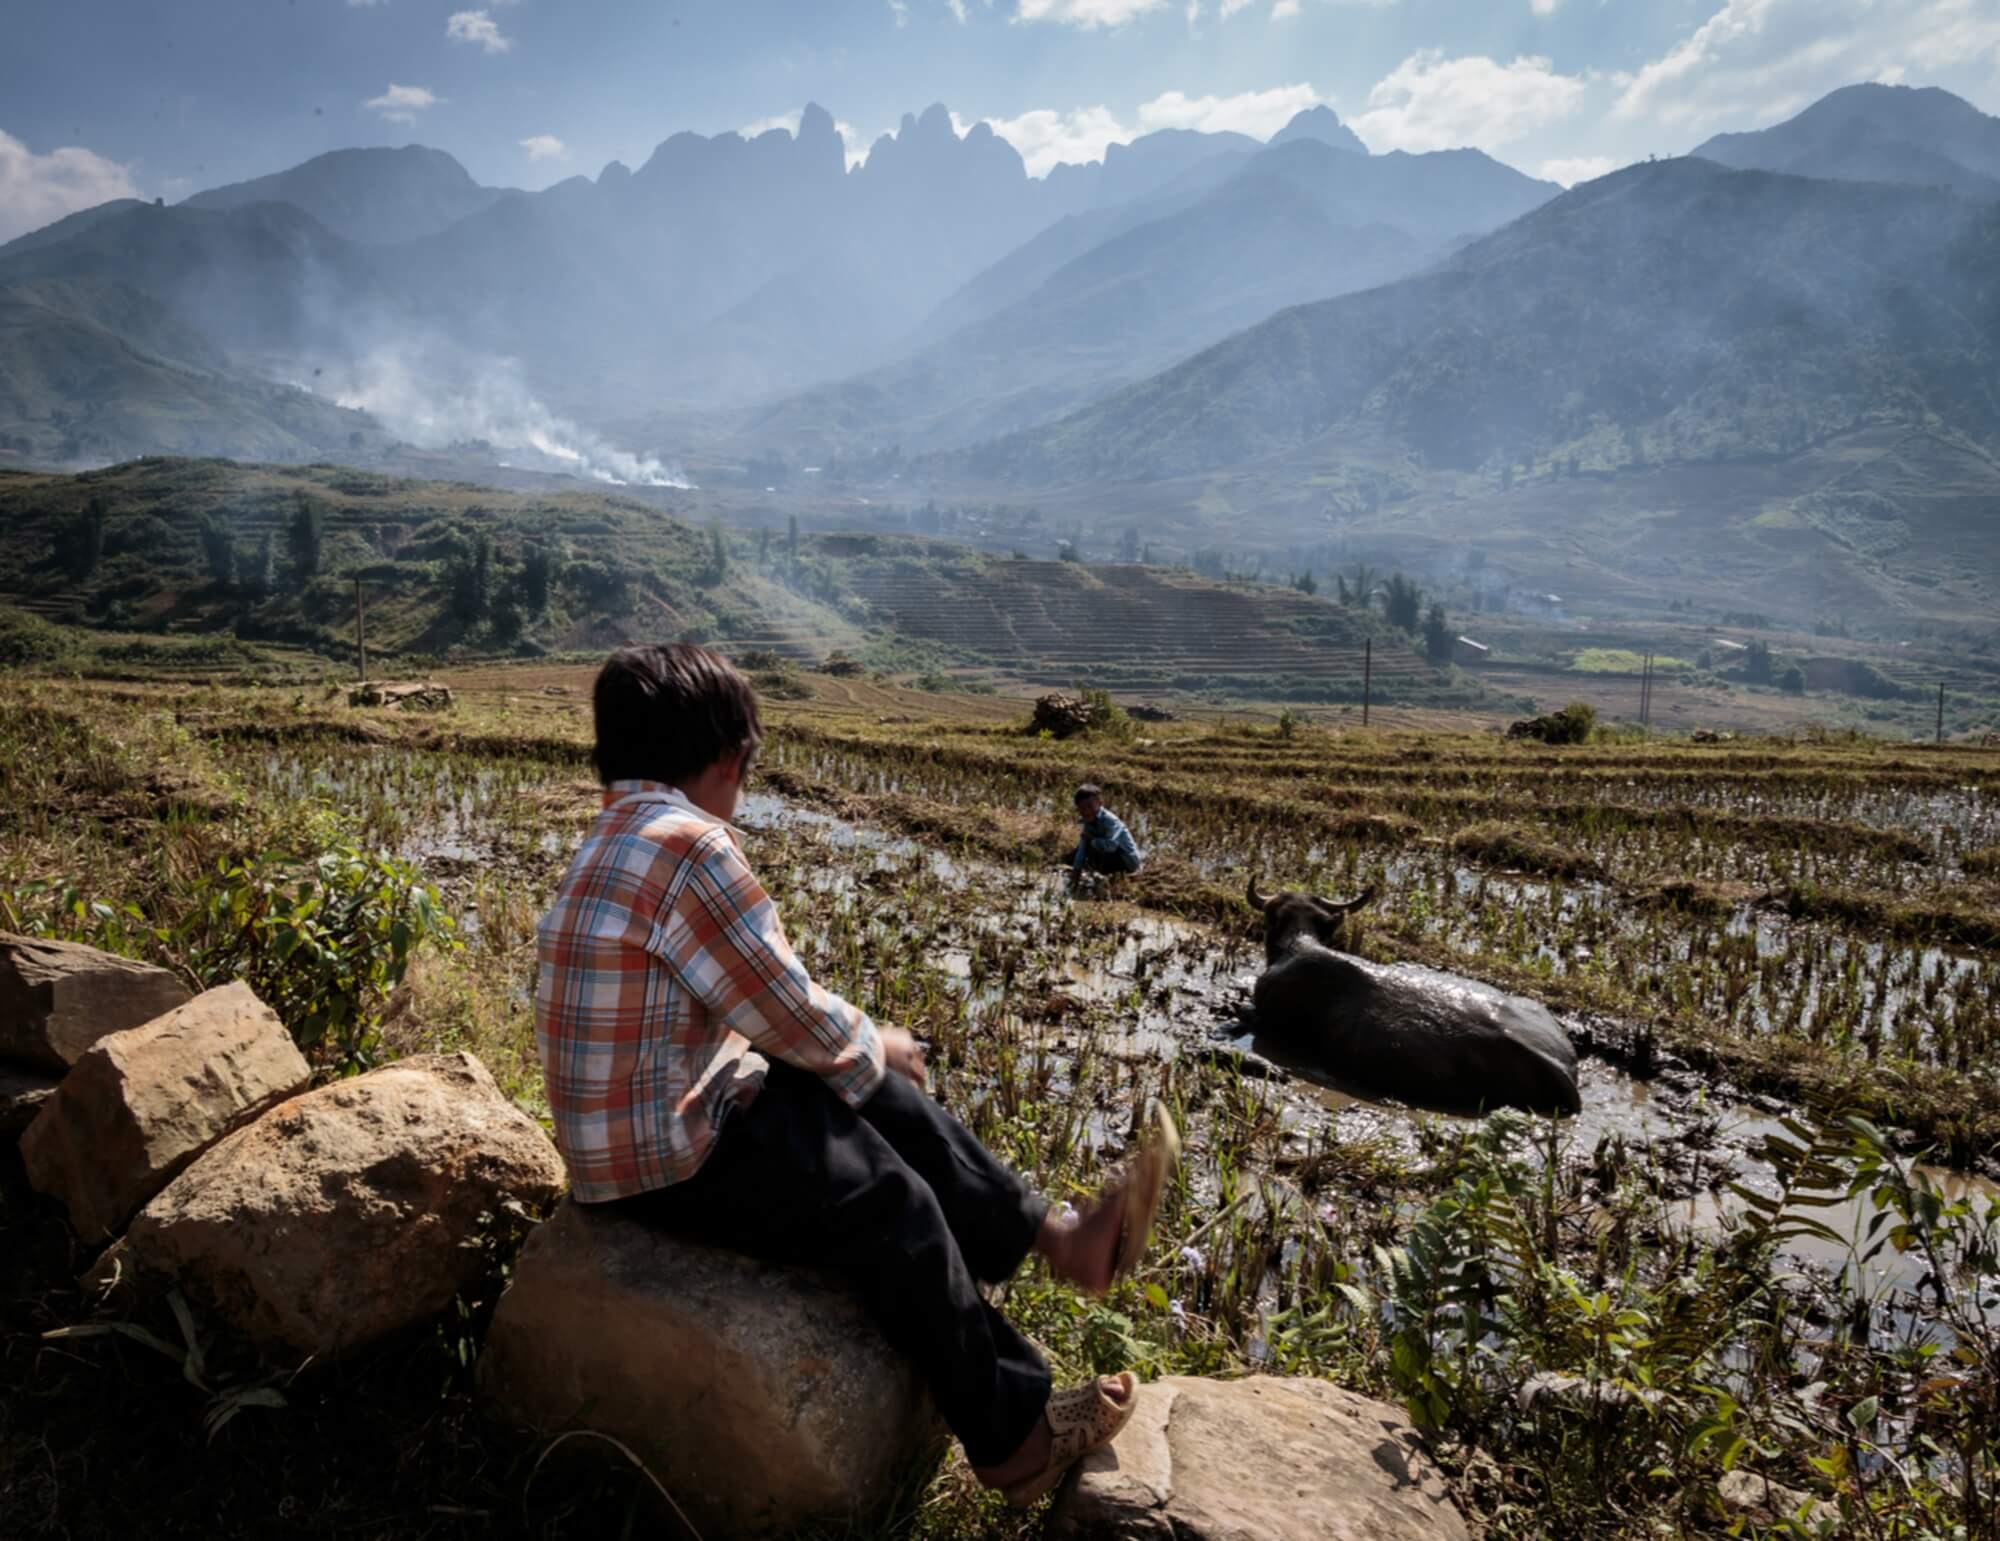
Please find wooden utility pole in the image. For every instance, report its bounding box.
[354,578,367,683]
[1640,653,1653,728]
[1937,682,1945,745]
[1362,638,1373,728]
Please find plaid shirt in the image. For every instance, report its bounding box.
[534,780,885,1201]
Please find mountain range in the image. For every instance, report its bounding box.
[0,78,1998,630]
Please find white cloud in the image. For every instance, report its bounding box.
[364,84,440,123]
[519,134,568,161]
[1014,0,1170,28]
[888,0,911,24]
[1272,0,1301,17]
[1219,0,1255,15]
[1136,83,1326,137]
[1615,0,2000,134]
[1350,50,1587,152]
[948,0,970,19]
[1531,0,1561,13]
[981,104,1132,174]
[979,84,1326,173]
[1540,154,1619,185]
[445,9,512,53]
[345,0,389,7]
[0,129,140,244]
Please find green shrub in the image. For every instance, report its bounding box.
[173,844,455,1072]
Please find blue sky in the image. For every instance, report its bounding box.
[3,0,1999,240]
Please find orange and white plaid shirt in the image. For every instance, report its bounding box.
[533,780,885,1201]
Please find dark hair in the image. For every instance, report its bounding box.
[1074,783,1102,804]
[592,644,763,788]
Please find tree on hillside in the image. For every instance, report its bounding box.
[1294,570,1318,596]
[53,497,108,583]
[1117,527,1141,563]
[520,542,558,615]
[243,534,273,600]
[287,493,323,588]
[1779,664,1806,694]
[786,514,800,563]
[1424,603,1453,663]
[197,514,236,588]
[1382,572,1423,633]
[1343,562,1377,609]
[706,521,729,584]
[1744,639,1775,685]
[446,533,492,624]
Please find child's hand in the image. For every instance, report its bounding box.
[881,1027,929,1089]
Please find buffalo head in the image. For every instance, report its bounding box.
[1247,875,1376,963]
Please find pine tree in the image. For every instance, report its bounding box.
[198,514,236,587]
[1424,603,1453,663]
[287,493,323,588]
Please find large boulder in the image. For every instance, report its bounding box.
[0,933,191,1072]
[98,1052,565,1356]
[1048,1376,1468,1541]
[21,982,309,1242]
[479,1198,943,1538]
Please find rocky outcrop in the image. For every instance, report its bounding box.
[0,933,191,1072]
[480,1198,943,1538]
[1048,1376,1468,1541]
[100,1052,564,1356]
[20,983,308,1242]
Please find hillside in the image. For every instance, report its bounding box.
[752,137,1556,457]
[0,280,376,464]
[0,459,864,665]
[966,159,2000,484]
[1693,83,2000,200]
[820,535,1461,702]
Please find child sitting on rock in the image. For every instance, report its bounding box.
[534,644,1179,1507]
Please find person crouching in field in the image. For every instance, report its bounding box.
[1067,783,1143,885]
[534,644,1180,1507]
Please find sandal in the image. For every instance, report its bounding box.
[1111,1100,1181,1281]
[1001,1371,1141,1508]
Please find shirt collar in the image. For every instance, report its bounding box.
[601,779,745,839]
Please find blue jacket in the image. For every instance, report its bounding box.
[1071,808,1142,871]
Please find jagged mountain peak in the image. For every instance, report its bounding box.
[1269,105,1366,155]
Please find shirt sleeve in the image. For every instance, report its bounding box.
[650,827,886,1107]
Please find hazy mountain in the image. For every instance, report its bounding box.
[754,136,1557,455]
[1693,84,2000,200]
[183,146,507,244]
[964,158,1999,483]
[0,200,389,360]
[0,278,374,463]
[1269,105,1368,155]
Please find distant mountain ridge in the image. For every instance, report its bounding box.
[962,157,2000,484]
[1693,83,2000,200]
[183,146,509,244]
[753,135,1557,457]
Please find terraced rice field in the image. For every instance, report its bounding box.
[3,671,1998,1540]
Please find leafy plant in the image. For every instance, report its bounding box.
[173,844,456,1071]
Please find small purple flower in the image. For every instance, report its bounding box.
[1180,1244,1207,1271]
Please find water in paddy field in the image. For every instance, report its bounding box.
[234,740,1997,1296]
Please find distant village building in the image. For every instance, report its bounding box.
[1455,635,1491,664]
[1712,638,1749,653]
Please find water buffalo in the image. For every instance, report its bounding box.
[1245,877,1581,1117]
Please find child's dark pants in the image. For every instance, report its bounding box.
[604,1060,1053,1468]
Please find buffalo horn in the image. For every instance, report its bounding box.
[1313,884,1378,916]
[1245,874,1270,912]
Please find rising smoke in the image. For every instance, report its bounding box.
[322,342,692,489]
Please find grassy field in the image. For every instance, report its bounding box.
[4,668,1999,1539]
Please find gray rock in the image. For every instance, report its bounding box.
[480,1198,944,1538]
[0,933,191,1073]
[1718,1470,1841,1529]
[102,1052,565,1355]
[21,982,309,1242]
[1049,1376,1467,1541]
